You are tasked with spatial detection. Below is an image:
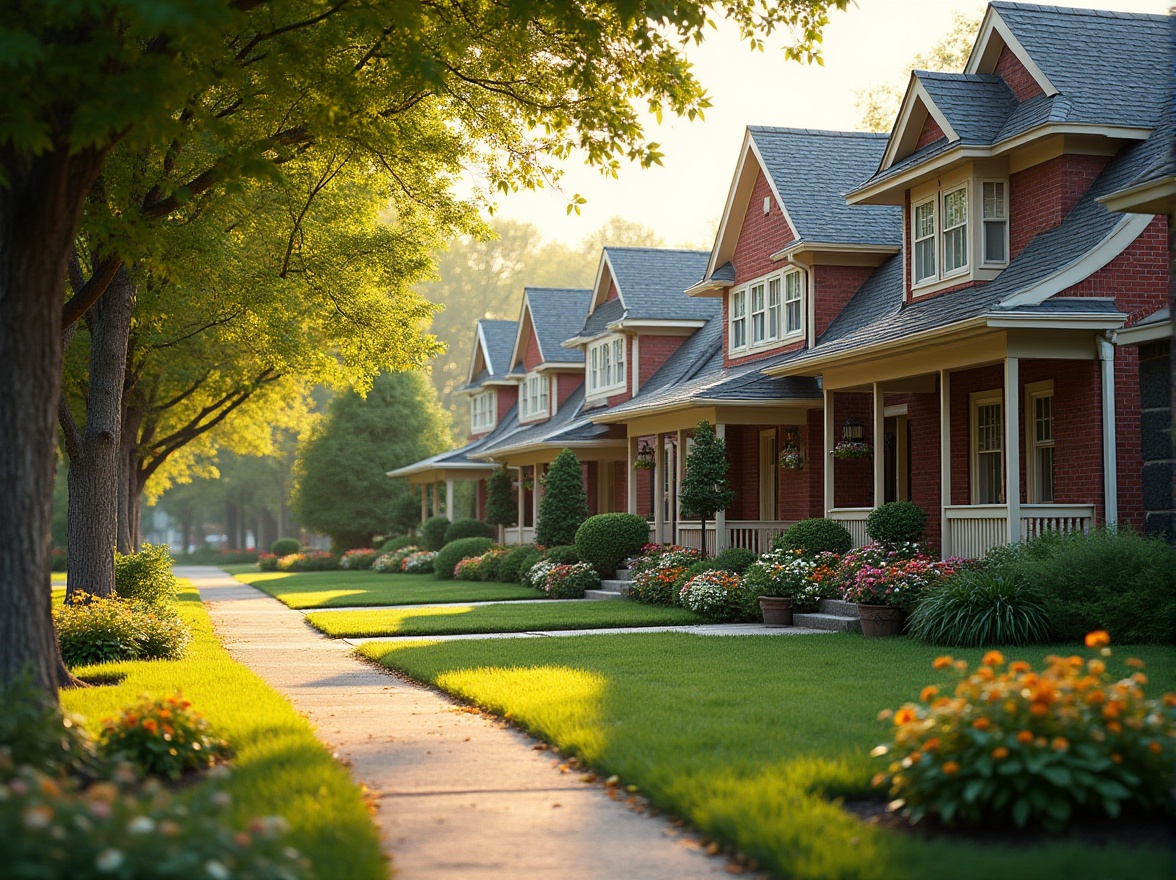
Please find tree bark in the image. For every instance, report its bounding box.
[0,148,104,701]
[118,401,145,552]
[63,268,136,601]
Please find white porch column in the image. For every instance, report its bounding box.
[1004,357,1021,545]
[675,429,687,546]
[872,382,885,507]
[653,433,665,543]
[939,370,952,558]
[420,483,427,525]
[823,387,835,515]
[715,423,729,554]
[432,481,440,517]
[515,467,525,544]
[1097,337,1118,525]
[627,435,638,515]
[445,478,455,521]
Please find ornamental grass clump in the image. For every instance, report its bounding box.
[872,633,1176,832]
[339,548,380,570]
[98,693,227,781]
[540,562,600,599]
[907,570,1054,647]
[678,570,747,622]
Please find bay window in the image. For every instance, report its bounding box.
[587,334,626,397]
[911,171,1008,294]
[728,268,803,354]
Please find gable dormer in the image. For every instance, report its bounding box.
[689,127,900,364]
[506,287,591,425]
[463,319,518,439]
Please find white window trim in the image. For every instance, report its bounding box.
[586,334,626,398]
[940,181,970,280]
[912,194,938,286]
[1024,380,1055,504]
[980,178,1010,268]
[728,268,805,356]
[520,372,549,421]
[970,389,1004,505]
[470,390,496,433]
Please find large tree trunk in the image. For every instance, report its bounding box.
[64,268,136,601]
[0,149,104,701]
[118,401,145,553]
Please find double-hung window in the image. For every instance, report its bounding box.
[728,269,803,354]
[913,198,937,285]
[942,185,968,275]
[912,174,1009,293]
[587,335,625,397]
[1025,381,1054,503]
[470,391,495,432]
[981,181,1008,265]
[971,390,1004,505]
[521,373,548,420]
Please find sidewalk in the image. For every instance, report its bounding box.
[180,566,752,880]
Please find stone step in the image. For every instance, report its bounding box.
[598,579,628,593]
[583,589,624,601]
[613,569,633,582]
[792,612,862,633]
[817,598,860,618]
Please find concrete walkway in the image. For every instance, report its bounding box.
[347,621,830,645]
[181,566,757,880]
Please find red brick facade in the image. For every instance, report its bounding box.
[915,113,946,151]
[1010,154,1111,260]
[522,328,542,371]
[813,265,875,336]
[732,169,797,285]
[995,45,1045,102]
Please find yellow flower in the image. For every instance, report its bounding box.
[920,686,938,702]
[982,651,1004,667]
[894,707,917,725]
[1085,630,1110,648]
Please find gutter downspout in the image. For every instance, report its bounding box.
[1097,334,1118,526]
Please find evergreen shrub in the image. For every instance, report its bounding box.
[380,535,417,554]
[711,546,756,574]
[496,543,540,583]
[114,543,179,607]
[774,518,853,556]
[535,449,588,546]
[866,501,928,543]
[421,516,451,551]
[541,544,580,565]
[575,513,650,576]
[443,518,497,543]
[271,538,301,557]
[433,537,495,580]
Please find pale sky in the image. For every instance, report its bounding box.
[487,0,1169,247]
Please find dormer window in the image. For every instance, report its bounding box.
[911,170,1007,296]
[942,185,968,274]
[587,335,625,398]
[981,181,1008,264]
[470,391,496,433]
[520,372,549,420]
[729,269,804,355]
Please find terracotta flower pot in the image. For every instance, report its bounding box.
[857,603,905,637]
[758,595,794,627]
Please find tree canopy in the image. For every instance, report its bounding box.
[292,371,451,550]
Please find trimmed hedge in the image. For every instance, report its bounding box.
[774,518,853,557]
[866,501,928,543]
[575,513,650,576]
[421,516,451,551]
[443,518,497,544]
[541,544,580,565]
[380,535,418,554]
[711,546,755,574]
[433,537,496,580]
[497,544,540,583]
[270,538,301,557]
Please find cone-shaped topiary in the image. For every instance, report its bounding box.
[678,421,735,558]
[535,449,588,547]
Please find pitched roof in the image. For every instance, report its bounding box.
[916,71,1018,143]
[522,287,592,365]
[474,386,609,457]
[749,127,902,246]
[387,404,520,477]
[479,320,518,378]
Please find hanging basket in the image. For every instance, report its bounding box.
[832,440,873,460]
[779,446,805,470]
[633,459,655,471]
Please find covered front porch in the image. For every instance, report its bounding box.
[809,324,1117,559]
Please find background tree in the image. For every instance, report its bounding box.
[679,421,736,558]
[854,10,983,132]
[293,372,451,551]
[535,450,589,547]
[485,469,519,542]
[1,0,851,703]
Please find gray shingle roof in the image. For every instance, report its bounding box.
[475,386,594,456]
[606,248,714,318]
[916,72,1018,143]
[524,287,592,364]
[580,297,626,337]
[479,319,518,379]
[782,125,1166,369]
[750,127,902,246]
[388,403,520,476]
[992,2,1170,130]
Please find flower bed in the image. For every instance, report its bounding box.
[340,548,380,570]
[743,549,842,611]
[540,562,600,599]
[836,542,967,609]
[628,546,703,606]
[373,546,422,573]
[401,551,437,574]
[276,551,339,572]
[679,570,747,622]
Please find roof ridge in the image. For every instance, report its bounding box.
[991,1,1167,22]
[915,70,1004,82]
[525,286,592,295]
[604,246,710,255]
[748,125,888,140]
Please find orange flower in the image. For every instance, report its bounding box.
[942,761,960,775]
[142,718,158,734]
[1086,659,1106,675]
[894,707,917,725]
[923,737,940,752]
[1164,694,1176,707]
[992,746,1009,760]
[1016,730,1034,744]
[1125,658,1146,669]
[1106,721,1123,734]
[1009,661,1032,674]
[954,660,969,672]
[933,656,954,670]
[1085,630,1110,648]
[920,686,938,702]
[1102,701,1121,719]
[871,773,888,788]
[982,651,1005,667]
[1030,704,1050,717]
[1051,737,1069,752]
[1110,753,1123,764]
[1148,741,1163,754]
[972,717,991,731]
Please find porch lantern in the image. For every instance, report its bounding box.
[634,441,656,471]
[780,426,805,470]
[833,416,872,460]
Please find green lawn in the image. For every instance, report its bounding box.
[361,633,1175,880]
[223,566,541,609]
[308,600,703,638]
[62,582,386,880]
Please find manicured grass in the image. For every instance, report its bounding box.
[225,567,542,609]
[62,582,386,880]
[361,633,1175,880]
[307,600,703,638]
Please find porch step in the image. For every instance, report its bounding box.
[584,588,624,601]
[817,598,860,617]
[613,568,633,582]
[597,579,629,594]
[792,612,862,633]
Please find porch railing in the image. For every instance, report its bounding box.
[504,526,537,547]
[827,508,871,549]
[946,504,1095,559]
[675,520,796,556]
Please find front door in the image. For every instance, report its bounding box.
[759,429,778,521]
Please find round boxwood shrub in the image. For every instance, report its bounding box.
[907,570,1053,647]
[270,537,301,557]
[575,513,650,576]
[711,546,756,574]
[433,537,496,580]
[380,535,417,554]
[541,544,580,565]
[421,516,451,551]
[444,518,497,544]
[774,518,853,557]
[497,544,539,583]
[866,501,928,543]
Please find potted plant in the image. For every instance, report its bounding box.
[742,549,816,626]
[779,443,805,470]
[832,439,872,460]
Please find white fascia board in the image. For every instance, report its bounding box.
[880,76,960,173]
[769,241,901,261]
[607,319,706,333]
[998,214,1153,308]
[684,278,731,297]
[965,11,1058,97]
[984,313,1127,330]
[1098,177,1176,216]
[386,460,492,478]
[1116,316,1171,346]
[705,129,757,280]
[506,296,540,373]
[466,322,490,386]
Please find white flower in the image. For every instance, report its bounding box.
[205,859,231,880]
[127,815,155,834]
[96,849,125,872]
